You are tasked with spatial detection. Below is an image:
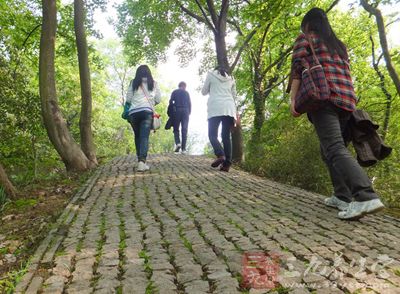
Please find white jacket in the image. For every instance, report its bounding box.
[126,80,161,114]
[201,70,237,119]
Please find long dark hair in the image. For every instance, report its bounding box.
[215,65,229,77]
[132,65,154,91]
[301,8,347,59]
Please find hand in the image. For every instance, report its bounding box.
[290,104,301,117]
[235,112,241,127]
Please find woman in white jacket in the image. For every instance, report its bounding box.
[201,66,237,172]
[126,65,161,171]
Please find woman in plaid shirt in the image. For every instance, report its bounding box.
[288,8,384,220]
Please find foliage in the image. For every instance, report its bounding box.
[115,0,193,64]
[240,5,400,207]
[1,0,399,208]
[0,261,29,294]
[243,111,331,195]
[0,187,11,213]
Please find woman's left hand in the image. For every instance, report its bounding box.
[290,104,301,117]
[235,112,241,127]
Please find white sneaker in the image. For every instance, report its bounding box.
[174,144,181,154]
[181,150,188,155]
[338,199,385,220]
[324,196,350,211]
[137,161,150,172]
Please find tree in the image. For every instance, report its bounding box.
[0,162,17,199]
[117,0,262,162]
[236,0,340,143]
[360,0,400,96]
[74,0,97,165]
[370,35,393,138]
[40,0,94,172]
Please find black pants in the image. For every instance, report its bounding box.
[173,109,190,150]
[208,116,234,164]
[309,103,378,202]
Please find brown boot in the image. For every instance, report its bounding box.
[211,156,225,168]
[220,162,231,172]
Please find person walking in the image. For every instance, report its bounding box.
[169,82,191,154]
[288,8,384,220]
[126,65,161,171]
[202,66,238,172]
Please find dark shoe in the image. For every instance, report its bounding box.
[220,162,231,172]
[211,156,225,168]
[174,144,181,153]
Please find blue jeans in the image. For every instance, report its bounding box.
[128,111,153,162]
[309,103,378,202]
[208,116,234,164]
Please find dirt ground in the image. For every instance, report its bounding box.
[0,175,88,292]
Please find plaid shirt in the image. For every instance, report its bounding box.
[290,33,357,112]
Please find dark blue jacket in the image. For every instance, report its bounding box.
[169,89,191,115]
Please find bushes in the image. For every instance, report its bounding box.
[244,112,331,196]
[243,110,400,208]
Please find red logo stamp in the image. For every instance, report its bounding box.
[241,251,281,289]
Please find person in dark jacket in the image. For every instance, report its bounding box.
[169,82,191,154]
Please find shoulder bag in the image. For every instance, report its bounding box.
[294,34,330,114]
[121,101,131,120]
[141,84,161,131]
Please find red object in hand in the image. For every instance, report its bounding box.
[153,113,161,118]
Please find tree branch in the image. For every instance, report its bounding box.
[327,0,340,12]
[205,0,219,26]
[257,23,272,65]
[386,17,400,28]
[174,0,209,27]
[192,0,216,32]
[219,0,230,24]
[370,34,392,138]
[261,46,292,79]
[227,18,243,35]
[13,23,42,78]
[230,25,260,72]
[361,0,400,96]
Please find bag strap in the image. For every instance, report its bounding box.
[140,84,155,112]
[305,34,320,65]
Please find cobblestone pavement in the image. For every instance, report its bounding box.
[15,154,400,294]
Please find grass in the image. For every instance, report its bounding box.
[13,198,38,208]
[116,285,123,294]
[138,250,153,275]
[145,281,156,294]
[0,261,29,293]
[0,186,10,213]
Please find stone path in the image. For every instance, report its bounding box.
[15,154,400,294]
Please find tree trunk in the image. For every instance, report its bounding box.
[40,0,93,172]
[177,0,243,163]
[371,36,392,140]
[74,0,97,165]
[252,89,265,143]
[361,0,400,96]
[214,32,230,71]
[0,162,17,199]
[214,31,244,163]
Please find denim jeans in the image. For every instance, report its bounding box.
[128,111,153,162]
[208,116,234,164]
[309,103,379,202]
[173,109,190,150]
